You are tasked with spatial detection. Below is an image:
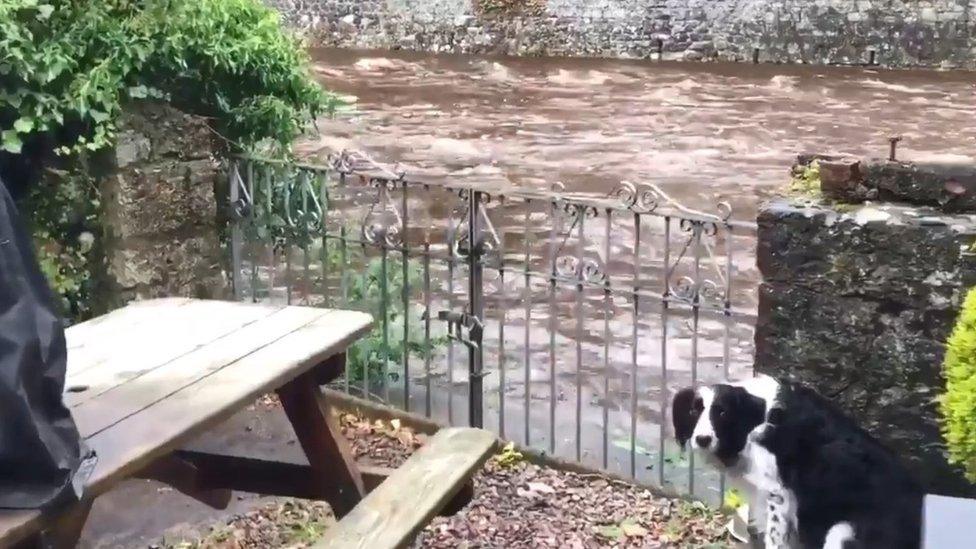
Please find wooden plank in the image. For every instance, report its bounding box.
[64,298,192,351]
[170,452,472,517]
[65,300,279,405]
[0,308,371,547]
[316,428,496,549]
[65,299,196,376]
[80,309,368,491]
[278,361,365,518]
[72,306,328,438]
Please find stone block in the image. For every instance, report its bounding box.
[757,197,976,496]
[262,0,976,69]
[863,160,976,213]
[817,157,867,201]
[95,102,227,312]
[116,102,216,162]
[758,199,976,310]
[106,235,226,304]
[101,159,218,240]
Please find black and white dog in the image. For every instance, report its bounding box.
[672,375,923,549]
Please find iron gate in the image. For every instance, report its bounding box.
[226,152,758,504]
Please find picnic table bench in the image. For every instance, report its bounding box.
[0,298,495,549]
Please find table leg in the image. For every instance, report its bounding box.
[276,353,364,518]
[13,500,92,549]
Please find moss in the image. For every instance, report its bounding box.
[788,160,822,198]
[941,287,976,482]
[475,0,547,16]
[832,202,859,214]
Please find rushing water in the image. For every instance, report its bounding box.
[280,49,976,499]
[300,49,976,222]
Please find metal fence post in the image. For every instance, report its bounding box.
[228,160,243,301]
[468,189,485,428]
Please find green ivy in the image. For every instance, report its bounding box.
[242,164,449,389]
[0,0,338,157]
[941,287,976,481]
[24,169,100,322]
[344,256,448,386]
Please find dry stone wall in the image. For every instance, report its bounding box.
[270,0,976,68]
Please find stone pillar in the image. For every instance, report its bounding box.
[94,102,227,312]
[756,156,976,496]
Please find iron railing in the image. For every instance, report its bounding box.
[226,152,759,504]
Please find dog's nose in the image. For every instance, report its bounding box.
[695,435,712,448]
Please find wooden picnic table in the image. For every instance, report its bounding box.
[0,298,374,548]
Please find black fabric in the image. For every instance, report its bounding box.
[0,176,94,510]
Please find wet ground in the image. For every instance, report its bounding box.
[80,405,731,548]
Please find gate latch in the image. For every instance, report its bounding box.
[436,310,483,352]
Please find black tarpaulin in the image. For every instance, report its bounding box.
[0,175,95,510]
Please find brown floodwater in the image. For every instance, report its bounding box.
[300,48,976,224]
[284,49,976,499]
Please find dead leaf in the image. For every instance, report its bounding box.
[620,519,648,537]
[526,482,556,495]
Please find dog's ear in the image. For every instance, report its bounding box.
[737,388,768,432]
[672,387,697,449]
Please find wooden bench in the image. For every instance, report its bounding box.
[318,427,496,549]
[0,298,376,548]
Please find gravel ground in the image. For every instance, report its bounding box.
[161,409,731,548]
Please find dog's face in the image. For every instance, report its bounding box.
[672,384,767,467]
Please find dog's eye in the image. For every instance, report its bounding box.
[713,405,725,417]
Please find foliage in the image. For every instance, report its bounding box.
[723,487,745,510]
[344,256,447,386]
[0,0,338,157]
[941,287,976,481]
[494,442,525,469]
[475,0,547,16]
[241,165,448,388]
[788,160,821,197]
[24,170,100,322]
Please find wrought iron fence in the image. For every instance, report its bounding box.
[226,153,759,504]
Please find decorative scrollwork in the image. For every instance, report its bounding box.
[680,218,719,237]
[610,181,736,223]
[230,164,252,220]
[610,181,664,213]
[451,192,501,261]
[556,256,607,284]
[665,216,731,308]
[562,202,598,222]
[360,175,404,248]
[282,170,325,233]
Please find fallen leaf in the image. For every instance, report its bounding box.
[620,519,648,537]
[526,482,556,495]
[594,524,624,541]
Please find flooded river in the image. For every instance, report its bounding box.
[280,49,976,500]
[300,49,976,222]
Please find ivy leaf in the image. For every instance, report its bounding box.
[2,131,23,154]
[13,117,34,134]
[36,4,55,20]
[128,85,149,99]
[89,110,110,123]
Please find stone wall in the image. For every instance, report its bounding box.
[756,157,976,496]
[270,0,976,68]
[94,102,227,311]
